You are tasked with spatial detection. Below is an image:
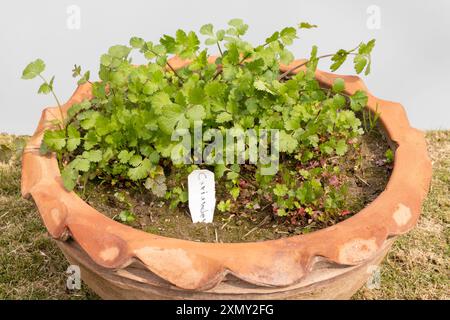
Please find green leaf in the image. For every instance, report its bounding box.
[61,167,77,191]
[227,18,248,35]
[188,87,205,105]
[43,129,66,151]
[82,150,102,162]
[216,112,233,123]
[227,171,239,180]
[265,31,279,44]
[359,39,376,55]
[118,210,136,223]
[158,104,189,135]
[77,71,90,85]
[332,94,346,108]
[160,34,176,53]
[72,157,91,172]
[274,184,288,197]
[385,149,394,163]
[254,79,274,94]
[129,154,143,167]
[108,45,131,59]
[205,81,226,98]
[280,49,294,65]
[298,22,318,29]
[279,131,298,153]
[66,125,81,152]
[83,131,98,150]
[118,150,135,164]
[148,151,160,164]
[330,49,348,72]
[320,143,334,155]
[22,59,45,79]
[205,38,217,45]
[200,24,214,36]
[79,110,100,130]
[189,50,208,71]
[280,27,297,45]
[353,54,367,74]
[129,37,145,49]
[100,54,112,67]
[216,29,225,41]
[143,81,159,95]
[217,200,231,212]
[230,186,240,200]
[214,164,227,179]
[187,105,206,122]
[335,139,348,156]
[128,158,152,181]
[228,18,244,28]
[285,118,299,131]
[277,208,288,217]
[94,115,114,137]
[151,92,172,114]
[144,175,167,197]
[72,65,82,77]
[38,82,52,94]
[332,78,345,93]
[350,90,368,111]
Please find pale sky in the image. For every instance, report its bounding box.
[1,0,449,134]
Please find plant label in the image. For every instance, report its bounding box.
[188,169,216,223]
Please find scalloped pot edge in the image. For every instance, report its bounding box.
[21,57,432,291]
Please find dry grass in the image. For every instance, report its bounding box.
[0,131,448,300]
[0,134,97,299]
[355,130,449,300]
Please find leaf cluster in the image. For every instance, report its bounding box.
[23,19,375,223]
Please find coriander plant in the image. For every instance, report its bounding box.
[22,19,376,226]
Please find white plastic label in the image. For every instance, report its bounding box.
[188,169,216,223]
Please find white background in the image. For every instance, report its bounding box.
[1,0,449,134]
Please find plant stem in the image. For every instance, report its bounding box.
[149,49,183,82]
[166,61,183,81]
[278,54,333,80]
[278,48,359,81]
[216,42,224,56]
[212,35,281,81]
[39,74,65,129]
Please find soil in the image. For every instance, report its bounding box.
[77,123,393,243]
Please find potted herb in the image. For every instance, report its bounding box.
[21,19,431,299]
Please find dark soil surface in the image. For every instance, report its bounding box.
[79,125,393,243]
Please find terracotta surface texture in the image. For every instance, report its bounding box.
[21,57,432,292]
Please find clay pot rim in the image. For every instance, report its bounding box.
[21,56,432,291]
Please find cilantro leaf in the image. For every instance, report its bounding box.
[61,167,77,191]
[279,131,298,153]
[187,105,206,122]
[350,90,368,111]
[82,150,102,162]
[335,139,348,156]
[332,78,345,93]
[216,112,233,123]
[158,104,189,134]
[66,125,81,152]
[128,158,152,181]
[43,129,66,151]
[22,59,45,79]
[298,22,318,29]
[118,150,135,164]
[200,24,214,36]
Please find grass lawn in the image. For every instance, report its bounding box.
[0,131,448,300]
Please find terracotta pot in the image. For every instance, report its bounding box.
[21,57,432,300]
